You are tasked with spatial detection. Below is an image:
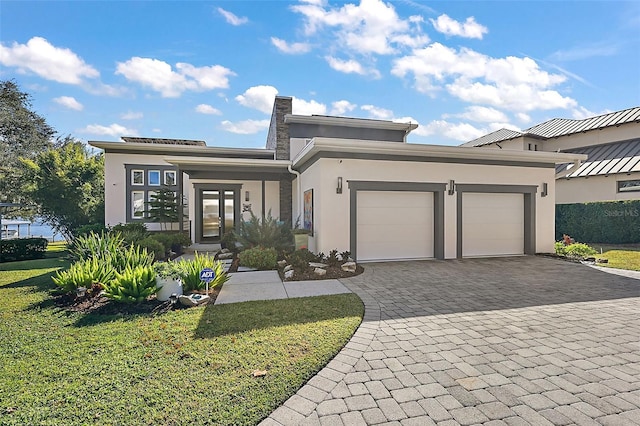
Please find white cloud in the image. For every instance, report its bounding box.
[235,85,279,114]
[419,120,486,142]
[430,14,488,39]
[325,56,380,78]
[291,0,428,55]
[292,97,327,115]
[330,100,357,115]
[80,123,137,137]
[571,106,611,120]
[217,7,248,26]
[456,106,508,123]
[116,57,234,98]
[271,37,312,54]
[392,42,576,112]
[220,119,270,134]
[195,104,222,115]
[550,42,620,62]
[516,112,531,123]
[120,111,143,120]
[0,36,99,84]
[361,104,393,120]
[53,96,83,111]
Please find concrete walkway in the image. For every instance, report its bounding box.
[215,270,351,304]
[262,256,640,426]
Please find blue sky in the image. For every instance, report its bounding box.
[1,0,639,148]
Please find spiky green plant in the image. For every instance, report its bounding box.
[235,211,294,256]
[70,231,124,261]
[102,265,157,303]
[176,252,229,292]
[52,257,116,292]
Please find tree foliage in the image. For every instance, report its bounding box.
[145,185,179,231]
[0,80,55,203]
[20,138,105,241]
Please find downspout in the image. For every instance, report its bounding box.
[555,159,583,179]
[287,163,302,226]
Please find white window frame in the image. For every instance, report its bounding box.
[148,170,161,186]
[164,170,177,186]
[132,191,146,219]
[132,170,144,185]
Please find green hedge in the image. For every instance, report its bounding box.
[556,200,640,244]
[0,238,49,262]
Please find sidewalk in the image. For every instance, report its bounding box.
[215,270,352,305]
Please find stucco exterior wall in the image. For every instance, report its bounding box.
[557,172,640,204]
[297,158,557,258]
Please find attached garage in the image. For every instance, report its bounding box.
[461,193,524,257]
[357,191,434,261]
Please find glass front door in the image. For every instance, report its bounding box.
[199,190,236,242]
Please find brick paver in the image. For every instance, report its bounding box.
[262,257,640,425]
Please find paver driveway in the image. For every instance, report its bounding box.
[262,256,640,426]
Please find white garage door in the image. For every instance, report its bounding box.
[462,193,524,257]
[357,191,433,261]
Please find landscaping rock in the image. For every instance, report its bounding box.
[283,264,293,272]
[178,294,210,307]
[314,267,327,276]
[277,260,287,268]
[309,262,328,269]
[218,252,234,260]
[341,261,357,273]
[597,258,609,263]
[284,269,294,280]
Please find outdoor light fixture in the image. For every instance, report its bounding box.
[541,182,548,197]
[336,177,343,194]
[448,180,455,195]
[245,191,250,201]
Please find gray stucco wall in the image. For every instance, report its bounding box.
[289,123,407,142]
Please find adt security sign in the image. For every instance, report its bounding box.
[200,268,216,295]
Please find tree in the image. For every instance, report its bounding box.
[145,185,179,231]
[20,138,105,241]
[0,80,55,204]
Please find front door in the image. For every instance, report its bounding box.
[199,189,236,243]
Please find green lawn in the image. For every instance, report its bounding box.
[0,250,363,425]
[585,243,640,272]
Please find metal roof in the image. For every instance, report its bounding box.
[465,106,640,147]
[555,139,640,178]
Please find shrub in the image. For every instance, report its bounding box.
[326,249,340,267]
[153,261,183,280]
[239,246,277,270]
[52,257,115,292]
[176,252,229,292]
[75,223,108,237]
[103,265,157,303]
[147,232,191,256]
[220,231,239,253]
[0,238,48,262]
[235,211,294,255]
[138,236,166,260]
[70,231,124,262]
[286,249,318,271]
[556,201,640,244]
[109,244,154,271]
[111,223,148,246]
[555,242,598,258]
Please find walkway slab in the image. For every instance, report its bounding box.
[284,279,351,298]
[261,256,640,425]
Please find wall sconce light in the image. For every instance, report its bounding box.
[541,183,548,197]
[245,191,250,202]
[336,177,343,194]
[448,180,455,196]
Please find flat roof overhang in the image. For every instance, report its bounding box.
[292,138,588,172]
[88,140,275,160]
[285,114,419,132]
[163,156,293,181]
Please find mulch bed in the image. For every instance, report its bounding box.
[278,265,364,281]
[53,286,221,315]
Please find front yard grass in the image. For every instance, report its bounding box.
[585,243,640,272]
[0,250,363,425]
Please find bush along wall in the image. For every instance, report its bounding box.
[556,200,640,244]
[0,238,48,262]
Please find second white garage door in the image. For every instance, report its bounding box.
[357,191,433,261]
[462,193,524,257]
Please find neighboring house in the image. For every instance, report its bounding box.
[462,107,640,204]
[89,97,584,262]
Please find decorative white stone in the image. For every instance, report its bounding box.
[314,267,327,276]
[309,262,328,269]
[277,260,287,268]
[178,294,210,307]
[283,264,293,272]
[341,262,357,273]
[284,270,294,280]
[218,252,234,260]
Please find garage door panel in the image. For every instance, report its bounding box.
[357,191,433,261]
[462,193,524,257]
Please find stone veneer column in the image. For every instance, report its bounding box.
[266,96,293,224]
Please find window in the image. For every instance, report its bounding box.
[618,179,640,193]
[148,170,161,186]
[132,191,145,218]
[165,170,177,186]
[148,190,158,203]
[132,170,144,185]
[528,143,538,151]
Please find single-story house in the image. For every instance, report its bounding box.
[462,107,640,204]
[89,97,585,262]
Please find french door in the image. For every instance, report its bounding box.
[198,189,238,243]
